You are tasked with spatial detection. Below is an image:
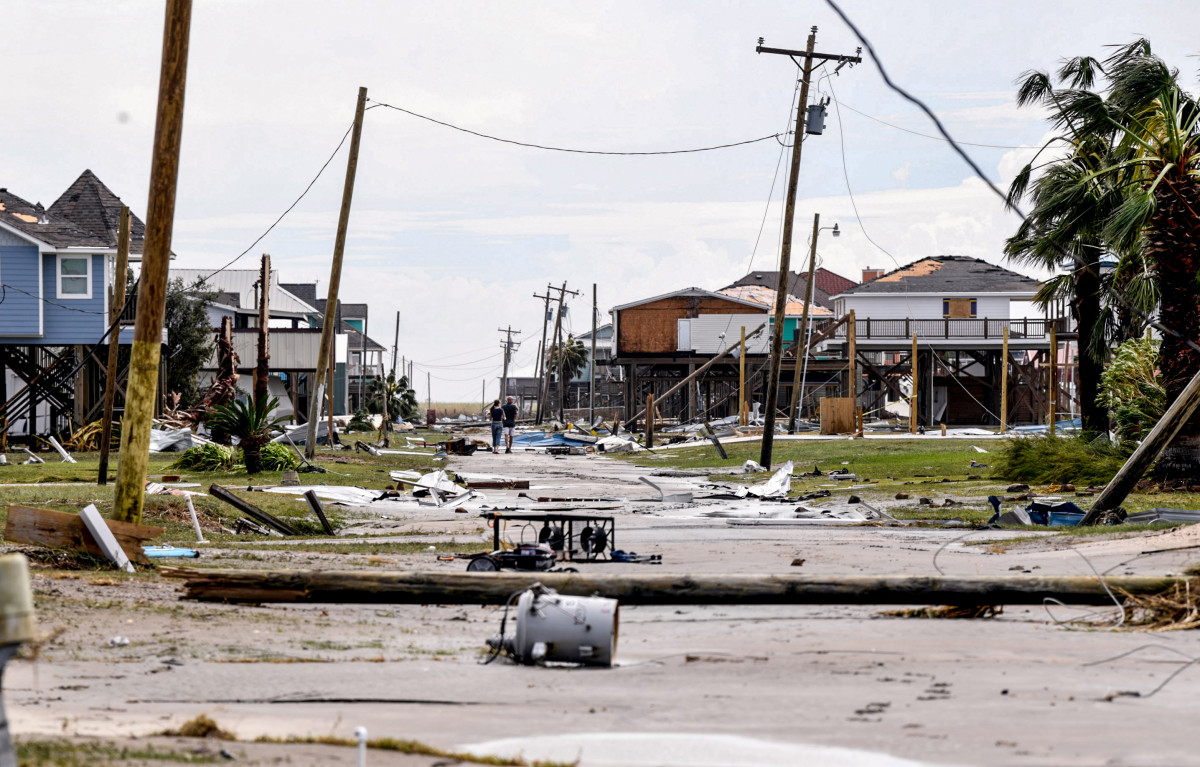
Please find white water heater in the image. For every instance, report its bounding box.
[487,585,618,667]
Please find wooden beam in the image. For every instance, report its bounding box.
[1000,327,1008,433]
[910,334,919,434]
[113,0,193,524]
[98,206,131,486]
[5,505,162,565]
[160,567,1193,607]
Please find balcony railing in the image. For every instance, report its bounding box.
[348,362,385,379]
[833,317,1068,341]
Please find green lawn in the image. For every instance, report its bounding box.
[0,430,450,547]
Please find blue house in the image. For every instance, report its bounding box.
[0,171,145,437]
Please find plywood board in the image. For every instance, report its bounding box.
[820,397,857,435]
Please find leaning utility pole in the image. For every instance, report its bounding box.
[112,0,192,524]
[536,283,580,424]
[390,310,400,377]
[589,283,598,424]
[787,213,820,433]
[498,326,520,400]
[254,254,271,409]
[97,206,131,486]
[532,289,552,422]
[305,86,367,459]
[756,29,861,469]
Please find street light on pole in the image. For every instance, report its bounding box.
[788,217,839,433]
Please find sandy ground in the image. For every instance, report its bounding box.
[7,449,1200,766]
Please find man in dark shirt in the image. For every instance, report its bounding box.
[487,399,504,453]
[501,396,519,454]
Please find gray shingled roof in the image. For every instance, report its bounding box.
[279,282,318,302]
[723,270,834,309]
[48,170,146,254]
[837,256,1040,295]
[0,187,111,249]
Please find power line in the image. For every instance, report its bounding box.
[832,99,1029,150]
[194,121,356,284]
[367,98,781,155]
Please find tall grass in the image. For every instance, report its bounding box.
[993,435,1129,486]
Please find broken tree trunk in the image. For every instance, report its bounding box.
[159,568,1186,606]
[1082,365,1200,524]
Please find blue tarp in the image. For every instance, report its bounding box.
[511,431,594,448]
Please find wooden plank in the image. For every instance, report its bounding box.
[302,490,335,535]
[209,484,300,536]
[4,505,162,564]
[465,480,530,489]
[159,567,1192,606]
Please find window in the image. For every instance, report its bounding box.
[942,298,976,318]
[57,255,91,299]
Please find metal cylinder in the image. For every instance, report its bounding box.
[509,586,618,667]
[0,555,35,646]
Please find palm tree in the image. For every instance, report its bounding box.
[1009,40,1200,478]
[1006,57,1129,436]
[548,335,589,420]
[205,396,289,474]
[1089,40,1200,477]
[366,372,419,421]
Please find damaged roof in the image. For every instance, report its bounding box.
[718,285,833,316]
[837,256,1041,295]
[0,186,111,249]
[723,270,841,309]
[48,170,146,254]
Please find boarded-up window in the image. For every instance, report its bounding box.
[943,298,976,318]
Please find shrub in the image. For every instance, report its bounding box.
[1098,336,1164,445]
[993,435,1129,486]
[347,408,373,432]
[260,442,300,471]
[205,396,289,474]
[169,443,236,472]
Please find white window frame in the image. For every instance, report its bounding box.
[56,253,92,300]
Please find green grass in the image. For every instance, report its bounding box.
[0,433,449,552]
[16,739,218,765]
[623,438,988,481]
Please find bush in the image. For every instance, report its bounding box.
[260,442,300,471]
[993,435,1129,486]
[1098,336,1164,445]
[169,443,237,472]
[347,408,373,432]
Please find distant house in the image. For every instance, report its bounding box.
[292,288,389,414]
[561,323,623,412]
[0,171,149,436]
[830,255,1061,427]
[723,266,857,311]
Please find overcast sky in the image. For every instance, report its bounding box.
[5,1,1200,403]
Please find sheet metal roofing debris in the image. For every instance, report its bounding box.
[148,427,204,453]
[638,476,693,504]
[80,504,134,572]
[747,461,793,498]
[1124,508,1200,524]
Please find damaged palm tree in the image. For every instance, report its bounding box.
[205,396,288,474]
[159,317,240,429]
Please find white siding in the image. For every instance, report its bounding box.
[679,314,770,354]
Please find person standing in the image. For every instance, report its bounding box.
[502,396,519,454]
[487,399,504,453]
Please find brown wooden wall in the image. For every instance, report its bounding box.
[617,296,756,355]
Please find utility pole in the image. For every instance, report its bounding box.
[112,0,192,524]
[305,85,368,459]
[532,289,552,422]
[254,253,271,409]
[756,29,861,469]
[788,213,821,433]
[536,283,580,424]
[498,326,521,401]
[426,371,431,415]
[391,311,400,377]
[589,283,597,424]
[97,206,131,486]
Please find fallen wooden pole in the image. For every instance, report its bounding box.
[209,485,300,536]
[1082,364,1200,524]
[159,568,1188,606]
